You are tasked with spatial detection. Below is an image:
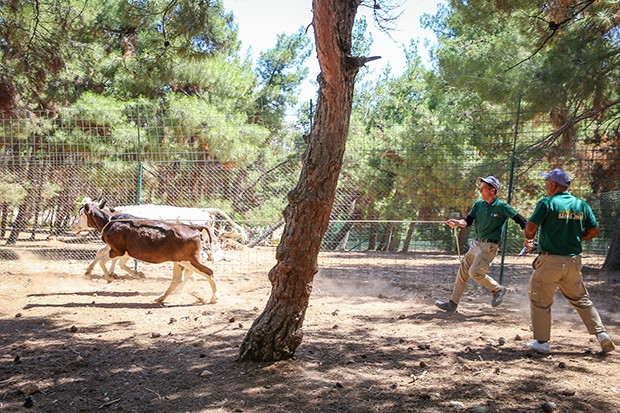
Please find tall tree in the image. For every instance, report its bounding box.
[424,0,620,267]
[0,0,242,111]
[424,0,620,165]
[251,27,312,132]
[239,0,381,361]
[0,1,259,243]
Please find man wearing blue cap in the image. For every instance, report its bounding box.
[523,168,615,354]
[436,176,527,313]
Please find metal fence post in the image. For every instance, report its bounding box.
[499,95,521,284]
[136,109,143,205]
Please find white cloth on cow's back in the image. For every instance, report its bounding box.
[107,204,214,226]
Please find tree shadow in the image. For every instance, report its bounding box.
[1,306,618,413]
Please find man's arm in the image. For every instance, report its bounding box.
[523,221,538,251]
[446,216,473,228]
[524,221,538,240]
[582,226,600,241]
[512,213,527,230]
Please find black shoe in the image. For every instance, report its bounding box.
[435,300,457,312]
[491,286,507,307]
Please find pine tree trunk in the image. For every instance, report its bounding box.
[238,0,364,362]
[602,214,620,270]
[0,202,8,238]
[388,223,401,251]
[401,221,415,253]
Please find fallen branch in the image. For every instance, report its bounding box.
[98,398,121,409]
[145,387,162,400]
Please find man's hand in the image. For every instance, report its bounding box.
[519,239,538,255]
[582,226,600,241]
[523,221,538,240]
[446,219,465,228]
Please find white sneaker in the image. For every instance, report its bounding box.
[525,340,550,354]
[597,332,615,353]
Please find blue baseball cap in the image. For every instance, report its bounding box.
[541,168,571,186]
[477,176,500,191]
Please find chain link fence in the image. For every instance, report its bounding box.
[1,106,618,289]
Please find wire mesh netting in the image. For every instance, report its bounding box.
[1,107,618,288]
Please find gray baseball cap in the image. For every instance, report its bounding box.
[541,168,571,186]
[477,176,500,191]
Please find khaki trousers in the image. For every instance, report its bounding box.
[528,254,606,342]
[450,239,500,305]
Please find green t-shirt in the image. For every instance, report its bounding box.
[467,198,518,240]
[529,191,598,256]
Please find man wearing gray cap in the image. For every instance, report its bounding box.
[522,168,615,353]
[436,176,527,313]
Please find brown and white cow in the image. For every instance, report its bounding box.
[103,203,248,243]
[77,200,217,304]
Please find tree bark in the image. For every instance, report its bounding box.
[388,223,401,251]
[0,202,8,238]
[0,77,18,114]
[238,0,363,362]
[377,224,390,251]
[602,214,620,271]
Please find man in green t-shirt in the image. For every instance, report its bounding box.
[522,168,615,354]
[436,176,527,313]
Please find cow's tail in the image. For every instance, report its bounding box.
[191,224,216,263]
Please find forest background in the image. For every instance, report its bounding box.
[0,0,619,270]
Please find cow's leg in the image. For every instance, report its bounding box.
[90,244,119,281]
[180,260,217,304]
[86,245,110,277]
[117,255,145,279]
[99,252,119,283]
[155,263,185,303]
[108,258,118,276]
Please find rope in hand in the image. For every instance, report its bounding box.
[454,226,461,262]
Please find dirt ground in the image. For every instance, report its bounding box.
[1,244,619,413]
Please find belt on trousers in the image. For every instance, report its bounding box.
[539,251,570,256]
[475,238,499,244]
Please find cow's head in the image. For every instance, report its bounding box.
[69,205,90,233]
[70,199,107,233]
